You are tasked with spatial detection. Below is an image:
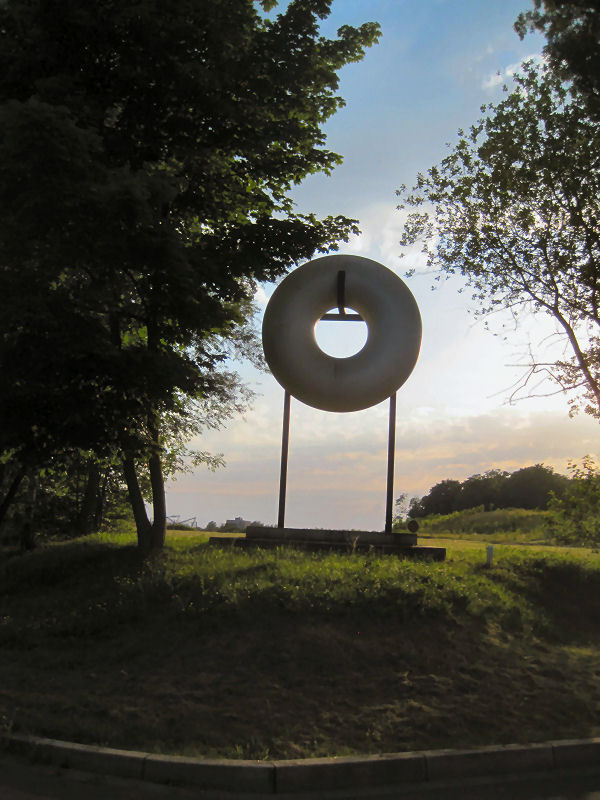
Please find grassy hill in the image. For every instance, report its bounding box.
[1,529,599,759]
[405,507,552,544]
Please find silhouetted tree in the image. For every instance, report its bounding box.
[501,464,569,509]
[407,463,569,517]
[398,62,600,418]
[516,1,600,120]
[413,479,462,517]
[457,470,509,511]
[407,497,426,519]
[0,451,131,547]
[547,456,600,546]
[0,0,380,551]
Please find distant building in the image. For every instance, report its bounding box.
[223,516,251,532]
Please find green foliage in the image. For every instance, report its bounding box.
[0,451,133,546]
[547,455,600,548]
[411,478,462,517]
[398,61,600,417]
[515,1,600,121]
[503,464,570,509]
[0,0,380,547]
[407,464,568,518]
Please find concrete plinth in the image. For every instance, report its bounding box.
[209,526,446,561]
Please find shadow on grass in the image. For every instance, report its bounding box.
[484,554,600,643]
[1,539,599,759]
[1,611,599,760]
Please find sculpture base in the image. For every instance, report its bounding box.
[209,526,446,561]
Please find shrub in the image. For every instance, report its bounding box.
[547,456,600,548]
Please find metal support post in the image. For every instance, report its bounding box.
[385,392,397,533]
[337,269,346,315]
[277,390,291,529]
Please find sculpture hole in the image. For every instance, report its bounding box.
[314,308,368,358]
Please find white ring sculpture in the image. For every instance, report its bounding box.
[262,255,422,412]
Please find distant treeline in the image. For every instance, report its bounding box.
[408,465,569,518]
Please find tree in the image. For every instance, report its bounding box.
[407,463,568,518]
[547,455,600,547]
[407,496,426,519]
[515,1,600,120]
[398,62,600,418]
[457,470,508,511]
[0,1,380,552]
[411,479,462,517]
[0,264,131,540]
[393,492,411,522]
[502,464,568,509]
[0,449,131,548]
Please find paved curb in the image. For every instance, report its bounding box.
[2,733,599,794]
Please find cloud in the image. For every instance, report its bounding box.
[346,202,431,274]
[482,72,503,90]
[166,405,599,530]
[253,285,270,306]
[468,43,495,74]
[482,52,544,91]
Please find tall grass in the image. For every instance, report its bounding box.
[2,530,597,639]
[416,507,550,542]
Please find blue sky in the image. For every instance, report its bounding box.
[165,0,599,530]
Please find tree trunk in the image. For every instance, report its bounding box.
[20,475,37,551]
[122,452,167,553]
[122,456,152,550]
[74,458,82,517]
[142,319,168,551]
[0,464,27,532]
[77,460,100,536]
[148,449,167,550]
[94,472,108,531]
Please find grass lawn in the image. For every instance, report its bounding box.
[411,508,554,545]
[1,530,599,760]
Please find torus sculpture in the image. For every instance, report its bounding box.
[262,254,422,412]
[263,254,421,533]
[208,254,445,559]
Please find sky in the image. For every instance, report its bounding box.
[165,0,600,531]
